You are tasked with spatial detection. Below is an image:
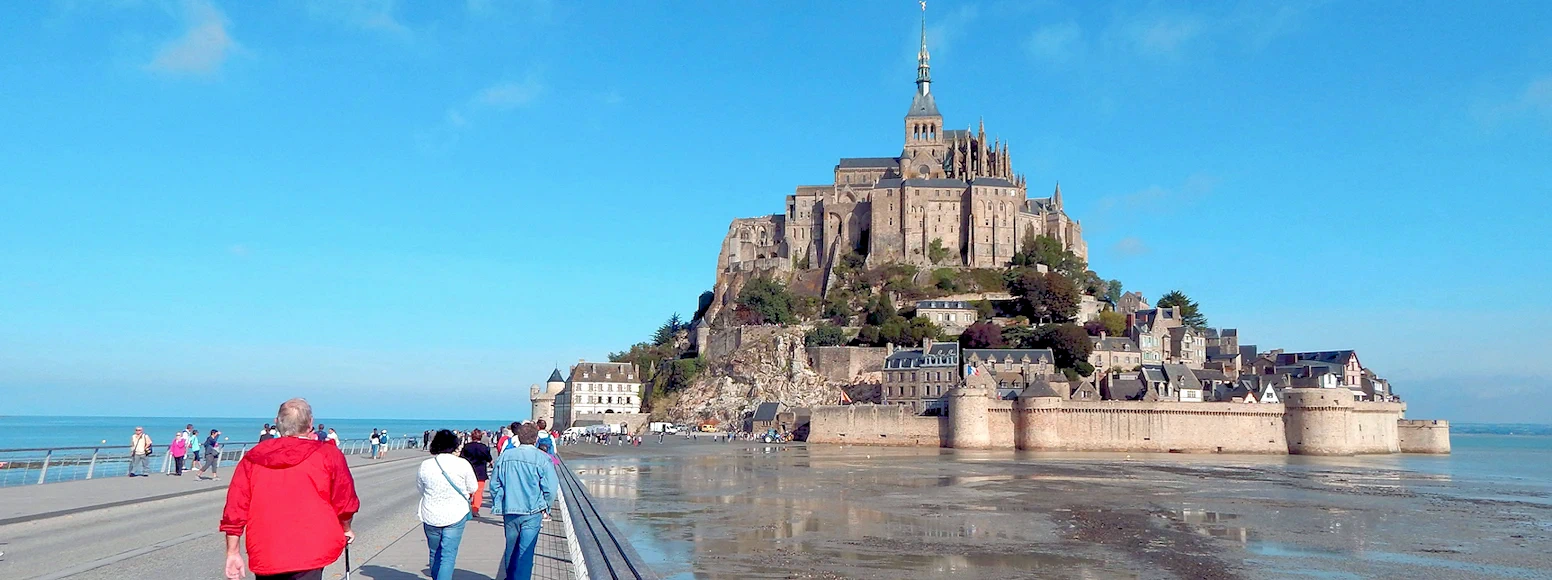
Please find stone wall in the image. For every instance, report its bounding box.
[703,325,788,360]
[811,388,1441,455]
[1398,419,1452,454]
[570,412,652,436]
[808,404,946,447]
[807,346,887,382]
[1015,400,1289,454]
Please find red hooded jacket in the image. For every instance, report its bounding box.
[220,436,360,575]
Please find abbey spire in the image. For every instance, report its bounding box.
[916,0,931,95]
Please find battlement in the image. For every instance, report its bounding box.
[812,388,1449,455]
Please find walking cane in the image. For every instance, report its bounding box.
[344,544,352,580]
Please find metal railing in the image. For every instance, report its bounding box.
[553,454,660,580]
[0,436,419,489]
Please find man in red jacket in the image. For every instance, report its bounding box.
[221,398,360,580]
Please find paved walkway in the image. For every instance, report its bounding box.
[355,511,573,580]
[0,449,575,580]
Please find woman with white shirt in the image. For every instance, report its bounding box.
[417,429,477,580]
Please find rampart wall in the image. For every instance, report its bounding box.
[811,389,1447,455]
[809,405,945,447]
[1397,419,1452,454]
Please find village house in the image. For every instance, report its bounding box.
[915,300,979,335]
[881,339,961,414]
[963,348,1058,399]
[1167,326,1207,368]
[1089,334,1142,372]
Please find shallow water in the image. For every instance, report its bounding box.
[568,437,1552,579]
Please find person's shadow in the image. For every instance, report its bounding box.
[355,564,494,580]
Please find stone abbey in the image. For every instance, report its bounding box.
[707,11,1084,320]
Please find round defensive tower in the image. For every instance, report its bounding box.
[1014,395,1064,450]
[947,384,993,449]
[1283,388,1355,455]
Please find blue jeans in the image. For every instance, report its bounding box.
[500,512,543,580]
[423,515,469,580]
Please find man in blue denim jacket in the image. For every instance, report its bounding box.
[489,423,557,580]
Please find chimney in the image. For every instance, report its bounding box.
[1100,331,1107,340]
[922,337,933,350]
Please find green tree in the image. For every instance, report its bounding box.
[864,295,897,326]
[735,277,797,325]
[1010,269,1080,324]
[931,268,962,292]
[927,238,950,265]
[1034,324,1095,376]
[1156,290,1208,330]
[1097,310,1127,336]
[652,313,684,346]
[805,323,846,347]
[1001,324,1041,349]
[1103,280,1124,305]
[959,321,1005,348]
[973,299,995,320]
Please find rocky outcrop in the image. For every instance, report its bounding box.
[662,326,867,427]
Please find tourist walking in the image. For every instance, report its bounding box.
[417,430,476,580]
[326,428,340,446]
[370,430,381,460]
[259,424,276,442]
[169,429,189,476]
[459,430,493,518]
[198,429,223,480]
[220,398,360,580]
[490,424,557,580]
[128,427,153,477]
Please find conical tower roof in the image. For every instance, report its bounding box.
[547,368,565,383]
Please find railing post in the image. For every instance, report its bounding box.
[87,448,99,479]
[161,451,172,474]
[36,451,52,485]
[237,444,248,462]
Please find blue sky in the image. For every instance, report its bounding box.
[2,1,1548,423]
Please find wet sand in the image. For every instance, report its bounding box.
[564,438,1552,579]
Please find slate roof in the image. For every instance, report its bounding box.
[971,177,1017,187]
[903,178,970,188]
[873,178,904,189]
[917,300,974,310]
[1091,337,1138,352]
[1281,350,1358,365]
[752,402,783,422]
[963,348,1055,365]
[884,343,962,369]
[1161,363,1201,388]
[838,157,900,169]
[570,361,639,383]
[1194,369,1231,382]
[547,369,566,383]
[906,91,940,117]
[1019,375,1066,398]
[1141,366,1168,383]
[1102,374,1148,401]
[943,129,971,140]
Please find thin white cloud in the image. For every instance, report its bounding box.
[1025,21,1082,64]
[420,77,545,153]
[146,0,236,76]
[1097,173,1219,213]
[1121,14,1203,58]
[1112,237,1151,257]
[1474,75,1552,132]
[475,80,543,110]
[305,0,410,37]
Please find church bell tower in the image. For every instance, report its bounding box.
[902,2,944,180]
